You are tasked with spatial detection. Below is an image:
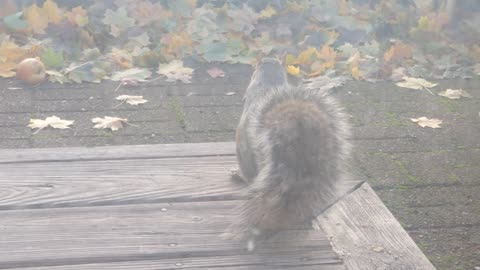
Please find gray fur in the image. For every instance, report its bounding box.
[232,58,351,250]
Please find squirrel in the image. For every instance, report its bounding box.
[231,57,351,251]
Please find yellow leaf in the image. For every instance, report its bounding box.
[0,41,27,63]
[24,4,49,34]
[285,54,297,65]
[160,32,193,60]
[287,65,300,76]
[418,16,430,31]
[348,52,361,80]
[259,5,276,19]
[43,0,63,24]
[297,47,319,65]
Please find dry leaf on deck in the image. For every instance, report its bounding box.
[28,116,74,133]
[410,117,442,128]
[438,89,471,99]
[116,95,148,105]
[92,116,129,131]
[396,77,437,92]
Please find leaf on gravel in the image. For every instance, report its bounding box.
[157,60,193,83]
[396,77,437,90]
[111,68,152,82]
[438,89,472,99]
[28,116,74,133]
[116,95,148,105]
[410,117,442,128]
[92,116,129,131]
[207,67,225,78]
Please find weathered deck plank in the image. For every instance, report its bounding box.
[318,183,436,270]
[0,142,435,269]
[0,202,340,269]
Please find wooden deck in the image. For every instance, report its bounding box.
[0,142,436,270]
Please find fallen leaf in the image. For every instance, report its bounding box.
[226,4,258,35]
[410,117,442,128]
[287,65,300,76]
[115,95,148,105]
[92,116,129,131]
[65,6,89,27]
[0,62,17,77]
[348,51,361,80]
[111,68,152,82]
[41,47,64,69]
[438,89,472,99]
[24,4,49,34]
[157,60,193,83]
[108,48,133,69]
[102,8,135,37]
[43,0,63,24]
[28,116,74,133]
[259,5,276,19]
[396,77,437,92]
[3,12,29,31]
[207,67,225,78]
[46,70,71,84]
[384,42,413,63]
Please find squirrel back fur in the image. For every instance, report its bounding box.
[233,58,351,249]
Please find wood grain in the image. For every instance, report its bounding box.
[0,142,236,164]
[0,156,361,210]
[0,201,341,269]
[317,182,436,270]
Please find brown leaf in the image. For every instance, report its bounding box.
[384,42,413,63]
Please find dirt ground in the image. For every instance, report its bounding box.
[0,63,479,269]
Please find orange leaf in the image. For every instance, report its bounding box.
[43,0,63,24]
[384,42,413,63]
[24,4,49,34]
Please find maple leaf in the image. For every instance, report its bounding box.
[396,77,437,93]
[65,6,89,27]
[41,47,64,69]
[207,67,225,78]
[384,42,413,63]
[108,48,133,69]
[92,116,129,131]
[157,60,193,83]
[438,89,472,100]
[132,1,171,26]
[259,5,277,19]
[111,68,152,82]
[4,12,29,31]
[46,70,71,84]
[43,0,63,24]
[0,62,18,78]
[116,95,148,106]
[410,117,442,129]
[160,32,194,60]
[28,116,74,134]
[102,8,135,37]
[287,65,300,76]
[226,4,258,35]
[24,4,49,34]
